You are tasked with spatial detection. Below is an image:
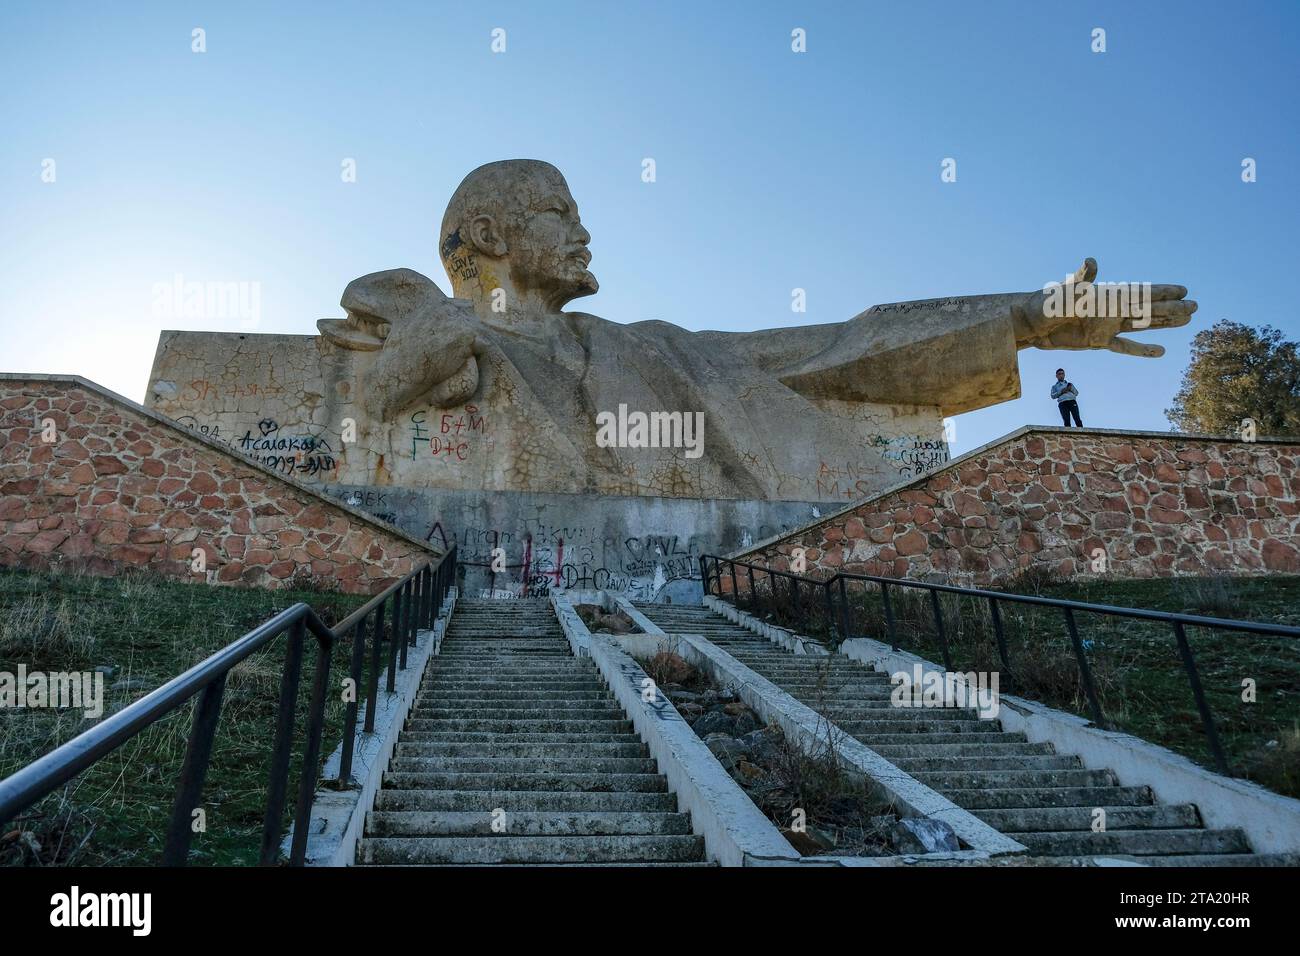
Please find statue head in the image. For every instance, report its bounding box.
[439,159,597,314]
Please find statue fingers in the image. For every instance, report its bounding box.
[1146,283,1189,302]
[1150,299,1197,317]
[1108,335,1164,358]
[1132,299,1196,330]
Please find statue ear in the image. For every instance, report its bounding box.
[467,214,508,257]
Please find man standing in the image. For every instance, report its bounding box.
[1052,368,1082,426]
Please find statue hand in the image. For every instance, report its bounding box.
[1012,257,1197,358]
[342,269,482,414]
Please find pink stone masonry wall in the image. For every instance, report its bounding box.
[0,378,433,593]
[734,429,1300,586]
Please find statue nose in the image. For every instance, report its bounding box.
[574,223,591,244]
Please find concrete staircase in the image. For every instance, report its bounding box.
[356,598,708,866]
[636,602,1262,865]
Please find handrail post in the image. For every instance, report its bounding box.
[364,603,385,732]
[823,580,834,640]
[880,582,897,650]
[430,563,443,625]
[988,598,1014,691]
[407,574,419,641]
[412,572,423,640]
[1172,621,1230,775]
[402,578,413,649]
[791,572,801,619]
[838,576,850,643]
[338,610,370,784]
[260,618,305,865]
[162,674,227,866]
[422,565,433,628]
[414,567,425,630]
[747,565,755,613]
[729,560,739,604]
[929,588,954,673]
[389,586,405,685]
[403,579,413,661]
[1063,607,1105,728]
[408,576,418,643]
[289,630,334,866]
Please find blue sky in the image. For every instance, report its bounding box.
[1,1,1296,454]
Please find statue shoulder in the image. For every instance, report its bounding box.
[563,311,695,341]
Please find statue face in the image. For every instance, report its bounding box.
[507,177,598,304]
[441,161,598,312]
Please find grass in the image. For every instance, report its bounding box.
[651,650,898,856]
[739,572,1300,798]
[0,567,371,866]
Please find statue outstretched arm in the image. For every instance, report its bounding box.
[698,259,1195,415]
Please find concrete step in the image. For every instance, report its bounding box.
[373,789,680,813]
[386,756,660,775]
[357,834,706,865]
[380,771,668,792]
[442,633,568,637]
[439,640,570,644]
[812,700,981,713]
[433,653,578,660]
[404,718,634,733]
[411,705,625,719]
[869,741,1054,758]
[395,862,716,868]
[776,673,903,683]
[1008,827,1251,857]
[440,638,568,643]
[1106,852,1300,867]
[395,741,650,758]
[780,685,897,696]
[435,644,574,651]
[444,632,560,640]
[638,601,1263,865]
[856,731,1024,746]
[974,804,1201,832]
[775,687,898,698]
[419,690,614,702]
[914,768,1117,790]
[364,600,707,864]
[422,671,602,680]
[428,660,582,670]
[836,718,989,734]
[886,754,1082,773]
[398,731,645,745]
[365,810,692,837]
[419,671,602,681]
[437,653,570,658]
[730,656,873,667]
[421,681,606,693]
[791,694,898,706]
[943,785,1154,810]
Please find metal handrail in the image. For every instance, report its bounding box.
[0,544,457,866]
[700,553,1300,776]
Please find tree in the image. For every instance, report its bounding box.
[1165,320,1300,436]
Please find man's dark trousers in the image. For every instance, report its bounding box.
[1059,400,1082,427]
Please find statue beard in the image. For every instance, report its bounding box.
[570,268,599,298]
